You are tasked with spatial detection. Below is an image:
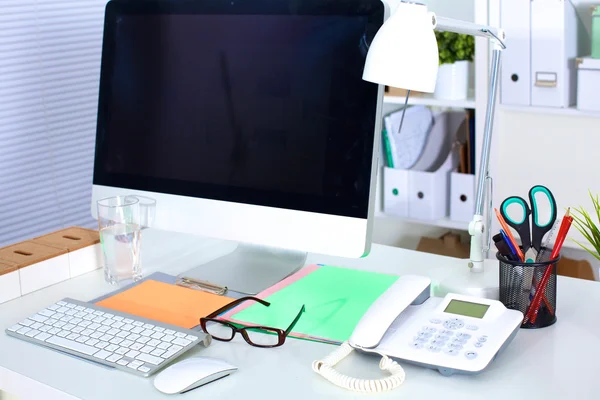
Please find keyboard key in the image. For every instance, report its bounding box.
[70,318,83,325]
[136,353,164,365]
[151,349,165,357]
[48,336,99,356]
[35,332,52,342]
[151,332,165,340]
[66,333,80,341]
[147,339,161,347]
[123,318,133,324]
[57,307,69,313]
[76,336,90,343]
[175,332,187,338]
[25,329,41,338]
[130,343,143,351]
[39,309,56,317]
[81,329,94,336]
[95,341,109,349]
[63,324,76,331]
[46,318,58,326]
[113,316,124,322]
[117,359,129,366]
[75,312,87,318]
[153,327,165,333]
[75,306,86,311]
[106,353,122,363]
[104,313,114,319]
[66,309,77,316]
[48,304,60,310]
[162,349,179,359]
[85,308,95,313]
[131,327,144,334]
[121,324,134,332]
[83,314,95,321]
[91,332,103,339]
[92,317,105,324]
[105,344,119,352]
[111,322,124,329]
[93,350,112,360]
[72,327,84,334]
[110,337,124,345]
[157,342,171,350]
[121,340,134,348]
[48,328,61,335]
[20,319,34,327]
[186,335,198,341]
[31,322,43,330]
[126,350,141,359]
[86,339,100,346]
[93,311,104,316]
[127,334,141,341]
[132,321,144,327]
[57,301,67,306]
[138,366,151,373]
[97,326,110,333]
[164,329,175,335]
[100,334,114,342]
[172,338,191,347]
[162,335,175,343]
[105,328,119,336]
[169,344,183,353]
[127,360,144,369]
[116,347,129,355]
[54,322,66,328]
[116,331,129,338]
[141,329,154,337]
[88,323,101,330]
[39,325,52,332]
[57,331,69,338]
[143,324,154,329]
[66,303,77,309]
[136,336,151,344]
[140,345,154,354]
[30,314,48,323]
[101,319,114,326]
[60,316,73,323]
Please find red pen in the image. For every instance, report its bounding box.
[525,209,573,324]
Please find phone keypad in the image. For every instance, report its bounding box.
[409,319,484,360]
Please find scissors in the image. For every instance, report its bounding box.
[500,185,557,262]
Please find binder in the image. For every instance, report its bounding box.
[530,0,586,108]
[500,0,531,106]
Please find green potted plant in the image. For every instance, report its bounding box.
[571,191,600,261]
[434,31,475,100]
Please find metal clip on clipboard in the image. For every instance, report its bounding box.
[175,277,228,296]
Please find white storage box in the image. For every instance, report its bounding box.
[576,56,600,112]
[33,227,102,278]
[0,241,70,295]
[0,261,21,305]
[382,167,409,217]
[450,172,475,222]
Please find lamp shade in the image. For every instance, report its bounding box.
[363,2,439,93]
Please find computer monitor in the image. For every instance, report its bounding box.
[91,0,385,294]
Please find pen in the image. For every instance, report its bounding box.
[525,209,573,324]
[493,233,517,261]
[495,208,525,262]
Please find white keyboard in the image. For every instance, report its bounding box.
[5,298,212,377]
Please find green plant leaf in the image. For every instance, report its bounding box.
[572,239,600,261]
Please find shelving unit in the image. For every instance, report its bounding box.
[500,104,600,118]
[379,213,468,231]
[384,91,476,109]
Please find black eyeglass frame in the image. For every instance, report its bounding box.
[199,296,305,348]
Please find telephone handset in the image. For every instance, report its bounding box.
[313,275,523,393]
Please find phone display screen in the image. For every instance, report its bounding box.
[444,300,490,319]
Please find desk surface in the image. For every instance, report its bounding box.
[1,230,599,400]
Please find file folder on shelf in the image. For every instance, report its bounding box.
[500,0,531,106]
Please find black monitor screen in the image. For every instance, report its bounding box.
[94,0,384,218]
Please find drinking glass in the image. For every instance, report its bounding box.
[132,195,156,229]
[97,196,142,285]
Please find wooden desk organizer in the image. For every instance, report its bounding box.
[0,227,102,304]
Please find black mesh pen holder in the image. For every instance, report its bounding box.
[497,250,559,329]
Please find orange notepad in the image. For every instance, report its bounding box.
[96,280,234,329]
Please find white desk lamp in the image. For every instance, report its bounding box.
[363,2,506,299]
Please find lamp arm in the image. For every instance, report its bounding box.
[434,17,506,50]
[468,48,502,273]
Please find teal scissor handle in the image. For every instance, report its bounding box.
[529,185,557,252]
[500,196,532,252]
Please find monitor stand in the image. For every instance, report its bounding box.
[179,243,307,295]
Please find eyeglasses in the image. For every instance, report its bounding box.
[199,297,305,348]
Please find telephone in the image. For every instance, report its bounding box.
[313,275,523,393]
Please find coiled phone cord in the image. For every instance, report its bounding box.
[312,341,406,393]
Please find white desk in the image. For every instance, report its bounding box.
[1,230,599,400]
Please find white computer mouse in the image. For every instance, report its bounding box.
[153,356,238,395]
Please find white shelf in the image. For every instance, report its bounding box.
[378,213,469,230]
[384,92,476,109]
[500,104,600,118]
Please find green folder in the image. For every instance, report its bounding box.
[225,264,399,344]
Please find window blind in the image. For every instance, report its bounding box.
[0,0,106,247]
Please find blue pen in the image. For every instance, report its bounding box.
[501,229,525,292]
